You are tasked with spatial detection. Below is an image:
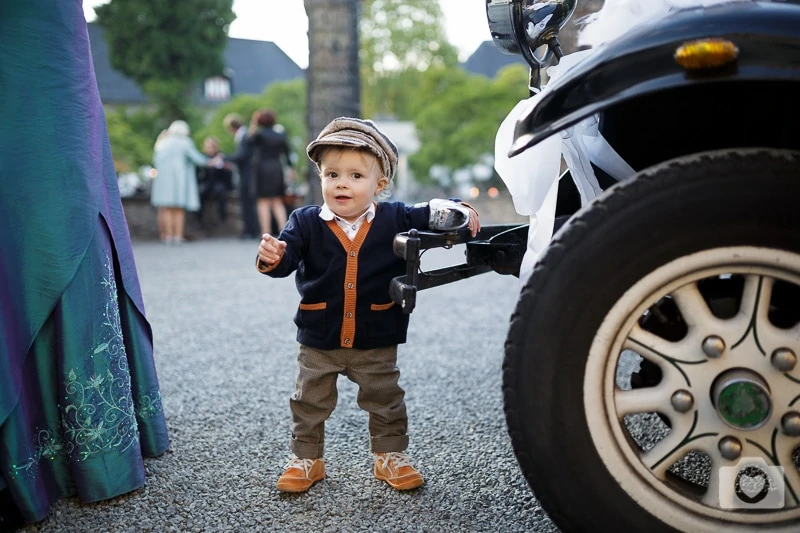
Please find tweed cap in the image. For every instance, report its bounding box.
[307,117,398,179]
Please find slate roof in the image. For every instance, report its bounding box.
[463,40,529,78]
[87,24,304,105]
[225,38,303,98]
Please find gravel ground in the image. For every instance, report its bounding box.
[21,237,561,533]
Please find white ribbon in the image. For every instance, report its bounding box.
[494,49,635,285]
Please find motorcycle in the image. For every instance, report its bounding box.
[390,1,800,531]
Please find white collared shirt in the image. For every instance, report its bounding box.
[319,203,376,241]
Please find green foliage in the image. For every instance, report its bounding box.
[361,0,458,74]
[360,0,459,118]
[123,107,168,143]
[95,0,235,121]
[194,79,309,178]
[363,68,426,120]
[409,64,530,184]
[104,108,157,172]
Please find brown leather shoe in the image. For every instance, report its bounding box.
[374,452,424,490]
[276,456,325,493]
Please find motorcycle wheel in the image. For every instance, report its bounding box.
[504,149,800,532]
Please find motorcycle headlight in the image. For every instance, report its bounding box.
[486,0,522,56]
[486,0,578,64]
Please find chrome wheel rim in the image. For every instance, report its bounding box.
[584,247,800,531]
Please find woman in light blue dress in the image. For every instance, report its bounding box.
[151,120,209,243]
[0,0,170,526]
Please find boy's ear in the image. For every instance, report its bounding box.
[376,176,390,192]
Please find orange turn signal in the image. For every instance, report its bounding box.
[674,39,739,70]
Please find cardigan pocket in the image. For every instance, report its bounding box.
[300,302,327,311]
[368,301,396,336]
[297,302,327,332]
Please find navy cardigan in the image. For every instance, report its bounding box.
[259,202,431,350]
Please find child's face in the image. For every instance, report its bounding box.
[319,149,388,223]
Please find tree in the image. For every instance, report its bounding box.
[360,0,458,75]
[409,64,530,186]
[360,0,458,118]
[94,0,235,121]
[304,0,361,205]
[104,108,156,173]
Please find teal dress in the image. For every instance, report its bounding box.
[0,0,169,524]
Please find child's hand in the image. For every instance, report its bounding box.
[258,233,287,265]
[462,203,481,237]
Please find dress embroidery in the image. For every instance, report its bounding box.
[136,390,163,420]
[10,255,162,477]
[61,256,139,460]
[7,430,64,476]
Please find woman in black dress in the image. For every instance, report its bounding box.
[247,109,294,236]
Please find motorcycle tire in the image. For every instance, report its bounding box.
[504,148,800,533]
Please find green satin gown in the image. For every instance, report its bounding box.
[0,0,170,524]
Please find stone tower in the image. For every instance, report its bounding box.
[304,0,362,205]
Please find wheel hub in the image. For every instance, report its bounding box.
[712,369,772,430]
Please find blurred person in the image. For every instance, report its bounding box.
[247,109,295,236]
[151,120,209,244]
[223,113,260,239]
[154,128,170,148]
[196,136,233,233]
[0,0,169,527]
[153,129,171,237]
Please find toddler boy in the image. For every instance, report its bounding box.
[257,117,479,492]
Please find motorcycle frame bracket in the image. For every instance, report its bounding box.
[389,224,528,314]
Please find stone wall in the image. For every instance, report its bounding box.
[122,192,527,241]
[122,194,245,241]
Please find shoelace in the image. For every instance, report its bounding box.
[284,456,318,476]
[377,452,414,471]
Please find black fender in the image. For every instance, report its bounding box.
[510,1,800,156]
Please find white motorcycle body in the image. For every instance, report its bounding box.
[494,49,635,284]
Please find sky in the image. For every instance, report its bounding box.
[82,0,493,69]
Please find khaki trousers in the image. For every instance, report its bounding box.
[289,344,409,458]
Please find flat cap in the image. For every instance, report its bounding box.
[307,117,398,179]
